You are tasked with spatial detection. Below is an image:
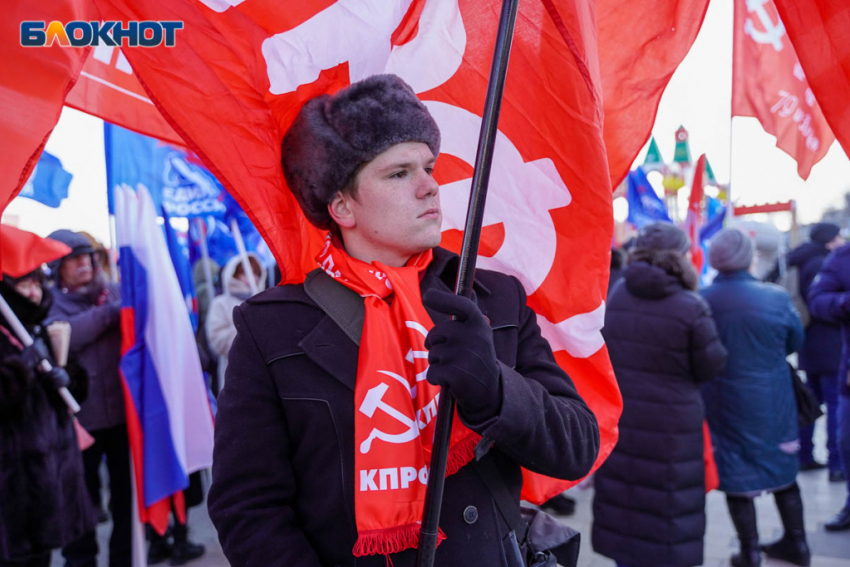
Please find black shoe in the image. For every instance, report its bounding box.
[148,538,173,565]
[169,541,205,566]
[760,483,811,566]
[539,494,576,516]
[825,506,850,531]
[829,470,847,483]
[799,461,827,472]
[730,548,761,567]
[761,536,811,567]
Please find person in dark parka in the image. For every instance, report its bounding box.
[701,228,808,567]
[787,222,845,478]
[0,270,95,567]
[207,74,600,567]
[592,223,727,567]
[808,240,850,531]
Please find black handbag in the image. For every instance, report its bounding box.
[473,456,580,567]
[789,362,823,428]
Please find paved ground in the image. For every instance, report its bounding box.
[53,422,850,566]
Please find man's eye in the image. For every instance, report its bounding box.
[425,167,434,176]
[391,170,407,179]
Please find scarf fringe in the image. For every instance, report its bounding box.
[445,433,481,476]
[352,524,446,557]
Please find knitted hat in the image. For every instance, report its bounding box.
[281,74,441,230]
[634,222,690,255]
[708,228,754,272]
[810,222,840,245]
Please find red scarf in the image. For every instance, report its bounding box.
[316,237,480,557]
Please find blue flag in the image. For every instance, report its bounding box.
[627,168,671,229]
[699,197,727,243]
[105,124,227,219]
[18,151,72,208]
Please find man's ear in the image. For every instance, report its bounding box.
[328,192,356,229]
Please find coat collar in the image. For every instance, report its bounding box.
[291,247,489,392]
[712,269,755,283]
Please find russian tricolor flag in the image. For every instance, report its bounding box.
[114,184,215,538]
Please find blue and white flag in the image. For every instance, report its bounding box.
[626,168,671,229]
[105,124,227,219]
[18,151,72,208]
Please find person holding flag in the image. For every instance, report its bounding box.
[0,228,95,567]
[208,74,599,567]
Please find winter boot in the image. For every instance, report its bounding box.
[169,520,205,566]
[147,527,173,565]
[727,495,761,567]
[760,483,811,567]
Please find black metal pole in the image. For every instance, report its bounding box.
[415,0,520,565]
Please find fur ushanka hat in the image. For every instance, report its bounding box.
[281,74,441,230]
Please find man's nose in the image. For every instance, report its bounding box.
[417,169,439,198]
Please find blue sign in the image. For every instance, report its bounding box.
[105,124,227,219]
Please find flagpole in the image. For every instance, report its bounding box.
[416,0,519,564]
[0,294,80,413]
[195,218,216,300]
[109,214,120,283]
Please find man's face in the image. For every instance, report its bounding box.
[330,142,441,266]
[60,254,93,288]
[827,234,846,251]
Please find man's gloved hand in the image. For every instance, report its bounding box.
[423,289,502,424]
[40,366,71,391]
[20,338,50,371]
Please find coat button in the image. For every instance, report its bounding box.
[463,505,478,525]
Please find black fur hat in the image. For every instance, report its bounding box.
[281,74,441,230]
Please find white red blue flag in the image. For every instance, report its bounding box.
[114,183,214,535]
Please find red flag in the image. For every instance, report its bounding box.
[0,224,72,279]
[0,0,95,214]
[773,0,850,160]
[65,46,184,146]
[94,0,622,501]
[732,0,834,179]
[683,154,706,272]
[598,0,711,188]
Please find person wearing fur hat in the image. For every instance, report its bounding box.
[0,268,95,566]
[592,222,727,567]
[208,74,600,567]
[787,222,845,479]
[701,228,808,567]
[45,230,131,567]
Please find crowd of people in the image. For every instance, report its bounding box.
[593,219,849,567]
[1,73,849,567]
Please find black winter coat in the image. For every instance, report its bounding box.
[0,284,96,561]
[593,258,727,567]
[208,248,600,567]
[787,242,842,375]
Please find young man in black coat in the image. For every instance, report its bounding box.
[207,74,600,566]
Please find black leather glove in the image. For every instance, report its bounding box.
[423,289,502,424]
[40,366,71,391]
[20,338,50,371]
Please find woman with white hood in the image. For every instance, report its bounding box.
[205,252,266,389]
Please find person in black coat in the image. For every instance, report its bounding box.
[208,74,600,567]
[592,223,727,567]
[787,222,845,479]
[0,271,95,567]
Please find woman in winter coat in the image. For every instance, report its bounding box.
[592,223,727,567]
[205,253,266,389]
[701,228,807,567]
[0,270,95,567]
